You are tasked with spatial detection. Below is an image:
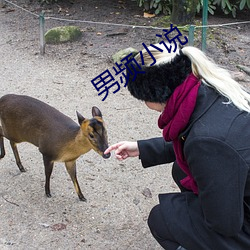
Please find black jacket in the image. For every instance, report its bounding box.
[138,84,250,249]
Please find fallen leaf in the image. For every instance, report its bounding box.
[143,12,155,18]
[51,223,67,231]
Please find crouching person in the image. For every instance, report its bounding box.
[105,44,250,249]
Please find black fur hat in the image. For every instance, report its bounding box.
[126,52,192,103]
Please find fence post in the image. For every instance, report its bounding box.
[188,25,195,46]
[39,11,45,55]
[202,0,208,51]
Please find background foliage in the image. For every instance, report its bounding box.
[136,0,172,15]
[38,0,250,18]
[136,0,250,17]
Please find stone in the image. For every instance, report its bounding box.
[231,71,247,82]
[0,0,6,8]
[45,26,82,44]
[112,47,139,64]
[237,65,250,76]
[142,187,152,198]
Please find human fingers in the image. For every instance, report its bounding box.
[104,141,127,155]
[115,141,139,157]
[115,149,129,160]
[114,143,130,155]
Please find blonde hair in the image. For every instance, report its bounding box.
[135,43,250,113]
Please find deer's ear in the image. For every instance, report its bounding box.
[92,106,102,118]
[76,111,85,125]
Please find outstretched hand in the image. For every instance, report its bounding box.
[104,141,139,160]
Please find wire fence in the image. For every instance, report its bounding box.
[2,0,250,55]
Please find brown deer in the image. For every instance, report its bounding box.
[0,94,110,201]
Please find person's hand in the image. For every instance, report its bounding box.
[104,141,139,160]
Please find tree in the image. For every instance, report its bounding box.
[171,0,199,24]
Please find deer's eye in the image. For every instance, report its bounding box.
[89,133,94,139]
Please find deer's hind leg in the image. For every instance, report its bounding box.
[10,141,26,172]
[0,126,5,159]
[65,160,86,202]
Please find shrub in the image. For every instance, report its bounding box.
[136,0,172,15]
[136,0,250,18]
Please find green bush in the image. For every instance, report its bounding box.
[136,0,250,17]
[212,0,250,17]
[196,0,216,15]
[136,0,172,15]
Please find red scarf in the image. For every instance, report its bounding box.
[158,73,201,194]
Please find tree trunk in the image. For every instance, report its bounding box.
[171,0,198,25]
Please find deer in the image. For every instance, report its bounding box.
[0,94,110,201]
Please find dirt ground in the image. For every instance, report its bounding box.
[0,0,249,249]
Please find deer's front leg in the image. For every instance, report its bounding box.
[65,160,86,202]
[43,155,54,198]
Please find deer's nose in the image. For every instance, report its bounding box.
[103,152,111,159]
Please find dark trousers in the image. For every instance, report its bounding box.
[148,162,188,250]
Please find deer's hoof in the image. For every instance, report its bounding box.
[79,196,87,202]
